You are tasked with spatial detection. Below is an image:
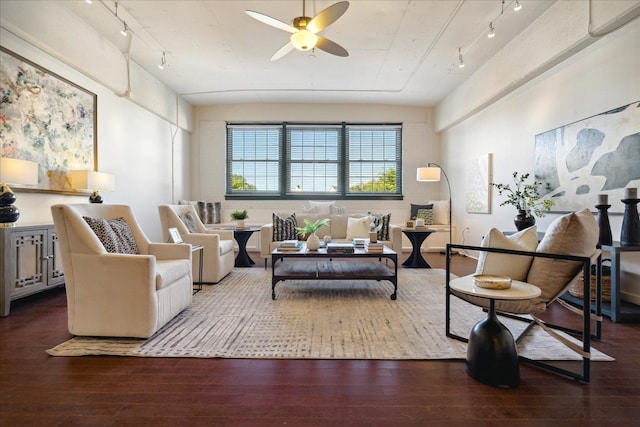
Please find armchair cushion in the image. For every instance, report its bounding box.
[272,212,298,241]
[474,226,538,281]
[527,208,598,303]
[83,216,138,254]
[156,259,192,290]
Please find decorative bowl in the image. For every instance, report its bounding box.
[472,274,512,290]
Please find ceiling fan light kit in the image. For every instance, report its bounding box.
[246,0,349,61]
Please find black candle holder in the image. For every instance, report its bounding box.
[620,198,640,246]
[595,204,612,247]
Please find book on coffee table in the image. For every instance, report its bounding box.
[327,242,355,254]
[277,242,303,251]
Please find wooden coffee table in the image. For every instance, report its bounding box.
[271,244,398,300]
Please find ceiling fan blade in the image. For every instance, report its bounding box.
[270,42,295,61]
[246,10,297,33]
[315,36,349,57]
[307,1,349,33]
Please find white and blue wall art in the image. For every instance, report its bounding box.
[535,102,640,214]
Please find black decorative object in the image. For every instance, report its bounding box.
[514,210,535,231]
[0,188,19,225]
[89,191,103,204]
[620,198,640,246]
[595,204,613,247]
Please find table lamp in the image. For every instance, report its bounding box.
[0,157,39,227]
[70,170,115,203]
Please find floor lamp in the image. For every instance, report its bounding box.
[416,163,457,255]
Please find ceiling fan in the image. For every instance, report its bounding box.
[246,0,349,61]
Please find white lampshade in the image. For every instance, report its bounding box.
[417,166,441,182]
[70,170,115,192]
[291,30,318,51]
[0,158,39,186]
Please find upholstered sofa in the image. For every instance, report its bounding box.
[260,212,402,268]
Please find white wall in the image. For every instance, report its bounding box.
[438,17,640,301]
[192,104,443,226]
[1,28,191,242]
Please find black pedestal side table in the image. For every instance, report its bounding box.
[401,228,434,268]
[449,276,541,388]
[233,227,261,267]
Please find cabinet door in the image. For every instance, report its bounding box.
[47,230,65,286]
[9,229,47,298]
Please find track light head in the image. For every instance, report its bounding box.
[158,52,167,70]
[458,48,465,68]
[488,22,495,38]
[514,0,522,11]
[120,21,129,37]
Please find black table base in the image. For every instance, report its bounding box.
[465,299,520,388]
[401,229,433,268]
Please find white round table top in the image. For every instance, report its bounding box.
[450,275,541,301]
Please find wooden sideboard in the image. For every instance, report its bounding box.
[0,224,65,317]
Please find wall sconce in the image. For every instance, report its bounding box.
[69,170,115,203]
[0,157,39,227]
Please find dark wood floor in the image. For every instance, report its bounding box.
[1,252,639,426]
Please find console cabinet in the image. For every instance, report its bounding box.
[1,224,65,317]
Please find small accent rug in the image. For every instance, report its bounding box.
[47,268,613,361]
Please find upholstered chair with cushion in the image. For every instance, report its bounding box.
[158,204,234,283]
[51,204,193,338]
[446,209,603,382]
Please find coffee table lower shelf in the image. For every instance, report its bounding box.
[271,255,398,300]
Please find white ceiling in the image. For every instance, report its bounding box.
[62,0,555,106]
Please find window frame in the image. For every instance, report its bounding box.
[226,122,403,200]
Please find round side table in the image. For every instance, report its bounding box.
[401,228,434,268]
[233,227,261,267]
[449,276,541,388]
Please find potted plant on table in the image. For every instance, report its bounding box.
[296,218,330,251]
[491,172,554,231]
[230,209,249,229]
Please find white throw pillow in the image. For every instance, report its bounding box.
[428,200,449,225]
[474,226,538,281]
[308,200,334,215]
[346,216,371,239]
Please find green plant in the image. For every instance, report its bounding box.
[230,209,249,220]
[491,172,554,218]
[296,218,330,236]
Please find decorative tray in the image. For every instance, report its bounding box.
[472,274,512,290]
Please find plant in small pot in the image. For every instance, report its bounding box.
[491,172,554,231]
[230,209,249,229]
[296,218,330,251]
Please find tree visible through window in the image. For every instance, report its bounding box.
[226,123,402,199]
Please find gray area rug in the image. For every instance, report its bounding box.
[47,268,613,361]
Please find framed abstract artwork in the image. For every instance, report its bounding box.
[534,102,640,213]
[0,47,97,194]
[465,153,492,214]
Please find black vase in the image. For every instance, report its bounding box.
[514,210,535,231]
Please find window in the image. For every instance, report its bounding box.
[226,123,402,200]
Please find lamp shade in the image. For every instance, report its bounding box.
[0,158,39,186]
[291,29,318,51]
[70,170,115,192]
[417,166,441,182]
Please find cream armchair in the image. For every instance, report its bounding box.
[158,204,234,283]
[51,204,193,338]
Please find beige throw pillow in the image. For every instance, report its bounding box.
[474,226,538,281]
[346,216,370,239]
[526,209,598,303]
